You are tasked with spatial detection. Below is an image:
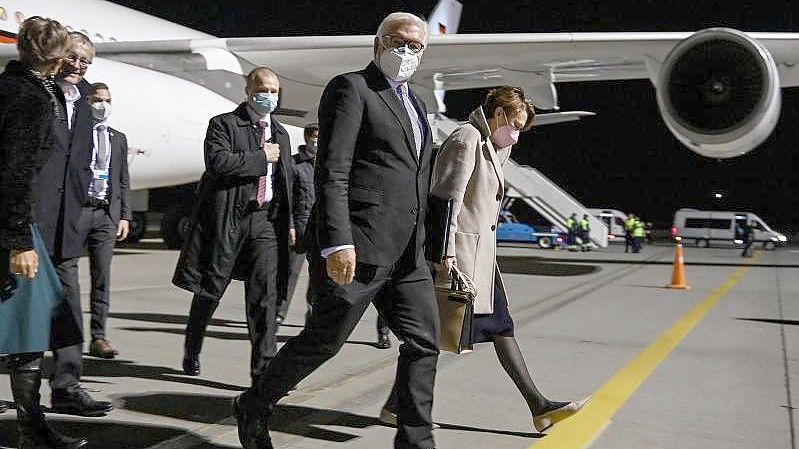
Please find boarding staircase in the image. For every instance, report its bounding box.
[429,113,608,248]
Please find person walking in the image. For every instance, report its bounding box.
[0,16,87,449]
[233,12,440,449]
[379,86,588,433]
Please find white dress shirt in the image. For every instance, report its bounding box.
[57,81,81,130]
[88,122,112,200]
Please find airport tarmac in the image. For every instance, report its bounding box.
[1,241,797,449]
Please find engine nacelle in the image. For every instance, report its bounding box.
[656,28,781,158]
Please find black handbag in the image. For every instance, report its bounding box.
[435,265,476,354]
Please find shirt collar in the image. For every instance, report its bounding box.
[57,80,81,102]
[93,121,108,129]
[384,75,407,93]
[246,104,270,125]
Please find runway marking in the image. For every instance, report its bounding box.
[530,254,758,449]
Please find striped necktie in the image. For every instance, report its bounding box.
[396,84,422,157]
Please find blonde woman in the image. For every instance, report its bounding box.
[381,86,588,432]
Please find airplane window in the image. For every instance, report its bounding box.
[108,37,117,42]
[94,33,104,42]
[0,8,7,21]
[14,11,24,24]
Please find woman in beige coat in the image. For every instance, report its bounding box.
[380,86,587,432]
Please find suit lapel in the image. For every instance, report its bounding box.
[377,87,418,164]
[410,88,432,168]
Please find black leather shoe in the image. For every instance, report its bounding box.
[233,394,273,449]
[51,388,113,417]
[182,357,201,376]
[376,333,391,349]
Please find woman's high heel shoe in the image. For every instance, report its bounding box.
[533,396,591,432]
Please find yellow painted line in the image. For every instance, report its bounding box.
[531,253,760,449]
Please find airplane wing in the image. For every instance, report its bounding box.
[90,31,799,116]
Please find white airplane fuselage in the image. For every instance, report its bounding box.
[0,0,307,190]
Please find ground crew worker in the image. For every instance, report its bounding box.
[632,218,645,253]
[579,214,590,251]
[624,213,637,253]
[566,213,577,247]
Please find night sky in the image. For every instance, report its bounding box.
[110,0,799,233]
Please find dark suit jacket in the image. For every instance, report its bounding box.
[34,79,93,260]
[173,103,294,295]
[83,125,132,225]
[314,62,433,267]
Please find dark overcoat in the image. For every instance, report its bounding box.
[173,103,293,298]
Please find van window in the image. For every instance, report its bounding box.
[684,218,705,228]
[708,219,731,229]
[615,217,624,226]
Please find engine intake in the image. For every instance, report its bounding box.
[656,28,781,158]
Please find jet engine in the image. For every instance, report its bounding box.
[656,28,781,158]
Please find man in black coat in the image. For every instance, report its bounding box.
[36,32,114,417]
[173,67,294,382]
[235,13,439,449]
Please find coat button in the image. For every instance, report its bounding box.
[410,206,419,215]
[491,225,496,231]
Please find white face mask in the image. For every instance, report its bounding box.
[377,46,420,82]
[91,101,112,121]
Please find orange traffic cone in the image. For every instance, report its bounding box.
[667,237,690,290]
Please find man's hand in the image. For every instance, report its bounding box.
[288,228,297,247]
[326,248,356,285]
[263,143,280,163]
[434,256,457,274]
[117,219,130,241]
[10,250,39,280]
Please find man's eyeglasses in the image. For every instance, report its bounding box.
[65,53,92,68]
[381,35,425,54]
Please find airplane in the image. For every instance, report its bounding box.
[1,0,797,244]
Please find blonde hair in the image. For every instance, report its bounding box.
[484,86,535,131]
[376,12,427,41]
[17,16,69,67]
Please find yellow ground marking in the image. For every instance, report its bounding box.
[531,253,759,449]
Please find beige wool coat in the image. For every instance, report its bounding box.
[431,107,511,314]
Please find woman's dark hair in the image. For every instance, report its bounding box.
[16,16,69,67]
[483,86,535,131]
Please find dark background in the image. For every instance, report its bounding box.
[110,0,798,233]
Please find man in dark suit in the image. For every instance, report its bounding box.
[77,82,131,359]
[173,67,294,382]
[234,13,439,449]
[36,32,114,417]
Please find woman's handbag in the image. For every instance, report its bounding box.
[436,265,476,354]
[0,225,81,355]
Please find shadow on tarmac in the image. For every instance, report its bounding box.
[737,318,799,326]
[107,312,247,328]
[497,257,600,277]
[55,357,248,392]
[115,392,542,443]
[0,418,232,449]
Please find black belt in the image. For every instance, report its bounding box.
[85,197,109,208]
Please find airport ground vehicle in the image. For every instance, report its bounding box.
[587,208,629,243]
[673,208,787,250]
[497,212,562,248]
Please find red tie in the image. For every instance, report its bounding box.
[257,121,269,205]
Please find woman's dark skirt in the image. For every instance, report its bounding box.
[473,274,515,343]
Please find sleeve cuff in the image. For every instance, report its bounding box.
[321,245,355,258]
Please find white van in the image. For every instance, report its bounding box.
[673,208,787,250]
[587,208,628,243]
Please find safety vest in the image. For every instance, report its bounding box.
[579,219,589,231]
[632,221,645,238]
[624,218,636,232]
[566,218,576,230]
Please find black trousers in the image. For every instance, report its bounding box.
[189,209,281,381]
[278,249,390,336]
[252,243,440,449]
[51,206,117,391]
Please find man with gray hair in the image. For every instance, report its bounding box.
[234,11,439,449]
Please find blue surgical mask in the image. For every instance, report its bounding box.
[248,92,279,115]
